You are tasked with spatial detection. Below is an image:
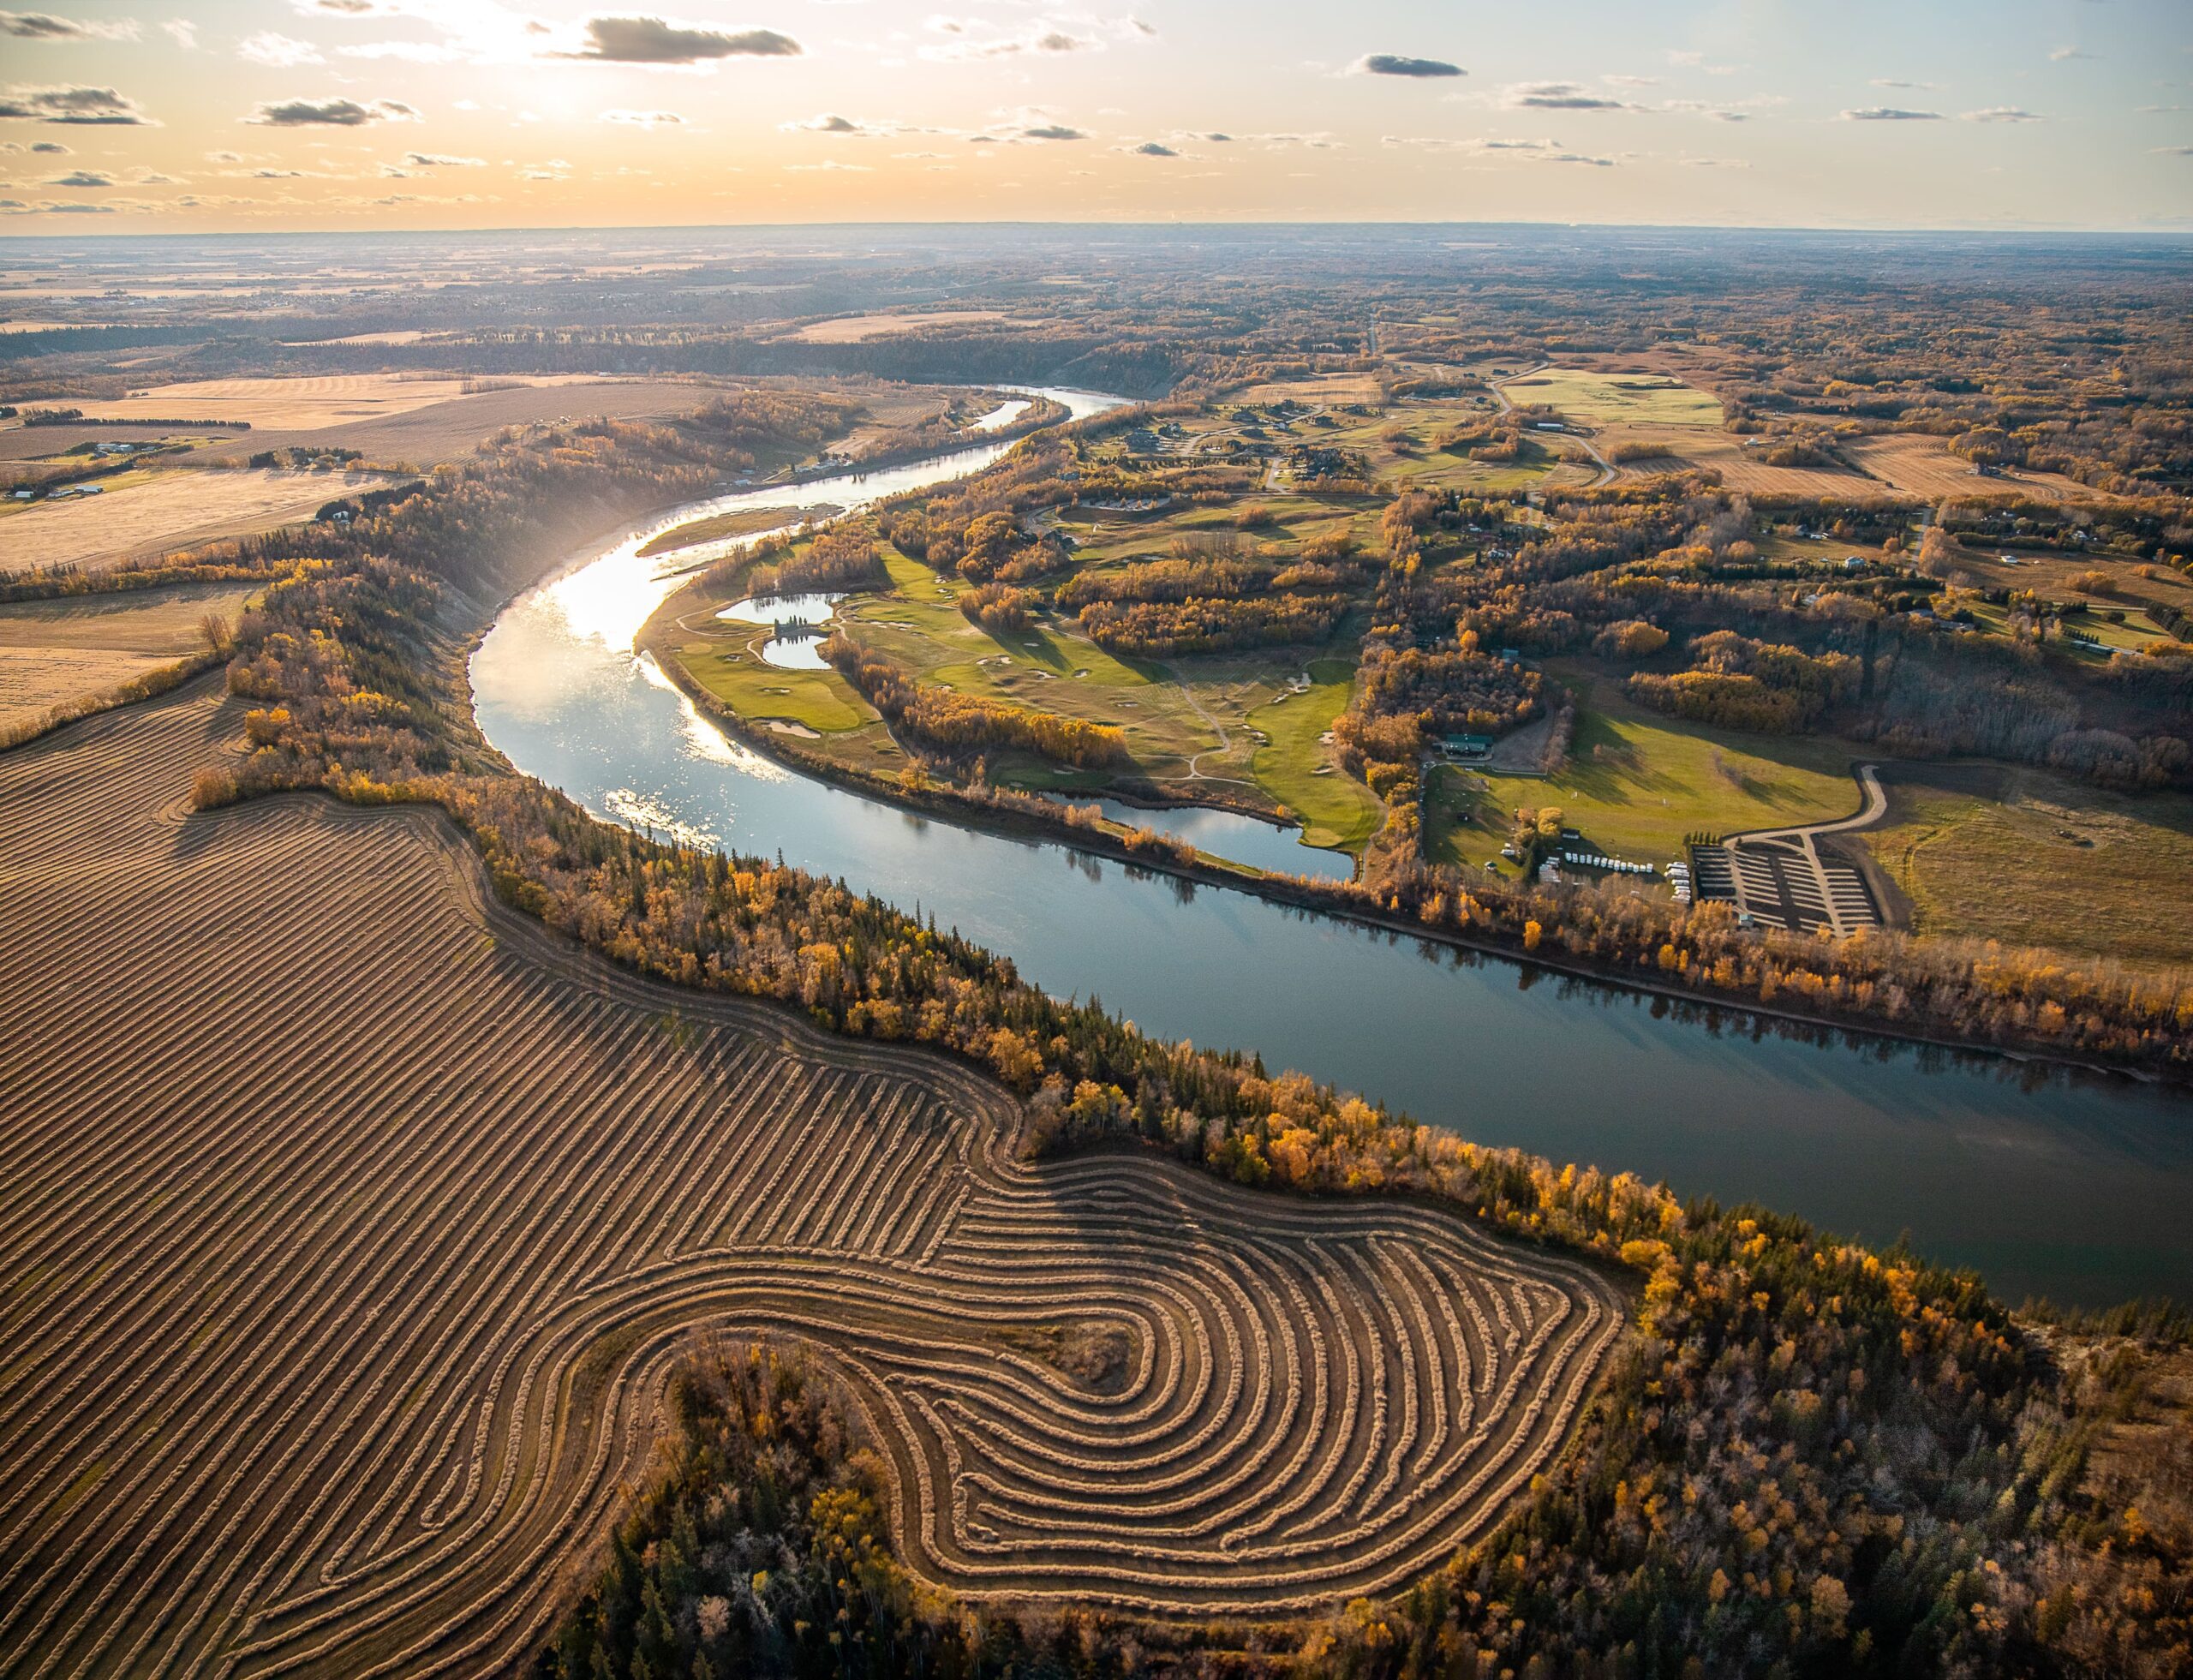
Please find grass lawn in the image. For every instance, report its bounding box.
[846,549,1223,777]
[1425,668,1863,870]
[660,621,877,735]
[1250,656,1379,850]
[1860,767,2193,972]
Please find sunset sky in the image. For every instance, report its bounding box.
[2,0,2188,230]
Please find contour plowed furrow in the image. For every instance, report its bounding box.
[0,679,1622,1676]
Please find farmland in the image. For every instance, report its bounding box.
[0,465,404,576]
[0,581,250,735]
[72,372,612,430]
[0,682,1620,1671]
[786,308,1019,344]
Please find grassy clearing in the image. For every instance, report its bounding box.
[1860,768,2193,972]
[1251,657,1379,849]
[1425,667,1861,870]
[1502,368,1724,430]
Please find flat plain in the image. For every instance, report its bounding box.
[0,680,1621,1676]
[0,582,250,733]
[0,466,403,575]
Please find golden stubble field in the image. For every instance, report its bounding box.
[74,374,612,430]
[0,466,404,575]
[0,681,1622,1676]
[0,582,250,734]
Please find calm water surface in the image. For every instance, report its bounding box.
[474,387,2193,1307]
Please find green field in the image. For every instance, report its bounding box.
[651,542,1377,850]
[660,628,879,735]
[1501,368,1724,430]
[1425,669,1862,873]
[1250,657,1382,850]
[1860,768,2193,972]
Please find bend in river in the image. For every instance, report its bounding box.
[473,386,2193,1307]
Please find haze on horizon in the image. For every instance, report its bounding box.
[0,0,2187,235]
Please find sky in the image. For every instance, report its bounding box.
[0,0,2188,232]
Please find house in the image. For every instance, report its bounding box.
[1438,733,1491,762]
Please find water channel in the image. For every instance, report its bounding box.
[473,386,2193,1307]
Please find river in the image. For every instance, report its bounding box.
[473,386,2193,1308]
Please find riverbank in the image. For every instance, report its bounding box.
[637,589,2186,1089]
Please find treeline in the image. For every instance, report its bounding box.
[1076,593,1347,656]
[957,582,1038,632]
[745,528,890,598]
[1628,630,1859,733]
[824,634,1128,769]
[21,409,251,430]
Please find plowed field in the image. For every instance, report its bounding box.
[0,683,1620,1676]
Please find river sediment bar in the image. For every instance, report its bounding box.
[0,682,1621,1673]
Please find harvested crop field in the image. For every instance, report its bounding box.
[0,466,405,576]
[74,374,612,431]
[789,309,1017,344]
[0,582,249,732]
[0,681,1620,1674]
[187,379,727,469]
[1840,434,2100,502]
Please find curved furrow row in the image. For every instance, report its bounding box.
[1,685,1622,1677]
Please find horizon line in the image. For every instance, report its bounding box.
[3,215,2192,245]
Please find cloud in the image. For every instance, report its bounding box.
[780,112,901,136]
[561,16,801,63]
[786,158,869,171]
[2049,46,2094,62]
[45,168,112,187]
[0,86,154,125]
[921,25,1097,61]
[28,139,65,152]
[1128,140,1176,157]
[598,108,685,127]
[1383,135,1612,165]
[1962,106,2043,123]
[2154,144,2193,157]
[246,96,419,126]
[1870,78,1936,91]
[1839,106,1944,122]
[341,40,461,62]
[1350,54,1463,80]
[1504,82,1637,111]
[162,19,197,49]
[403,150,484,165]
[518,158,571,179]
[0,13,137,40]
[240,32,326,68]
